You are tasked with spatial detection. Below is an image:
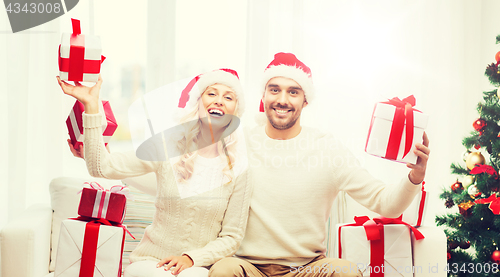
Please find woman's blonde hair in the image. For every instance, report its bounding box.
[172,87,240,185]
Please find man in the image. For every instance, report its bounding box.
[209,53,430,277]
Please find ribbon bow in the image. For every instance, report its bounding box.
[474,194,500,215]
[351,215,425,240]
[382,95,417,160]
[83,181,131,199]
[470,164,499,179]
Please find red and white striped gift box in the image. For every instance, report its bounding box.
[66,100,118,149]
[78,182,129,224]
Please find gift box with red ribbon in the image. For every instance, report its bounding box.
[66,100,118,149]
[78,182,129,224]
[335,216,425,277]
[58,18,105,83]
[365,95,428,164]
[54,217,132,277]
[401,182,427,227]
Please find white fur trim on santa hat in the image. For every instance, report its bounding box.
[254,112,268,126]
[184,70,245,116]
[261,64,314,102]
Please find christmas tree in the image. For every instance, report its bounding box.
[435,35,500,277]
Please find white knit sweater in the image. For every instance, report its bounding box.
[82,112,251,267]
[236,125,422,266]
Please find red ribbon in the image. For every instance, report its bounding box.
[474,194,500,215]
[71,18,81,35]
[470,164,499,178]
[58,18,106,81]
[338,216,424,277]
[415,182,426,227]
[381,95,417,160]
[72,216,134,277]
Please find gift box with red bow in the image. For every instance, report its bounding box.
[78,182,129,224]
[401,182,427,227]
[335,216,425,277]
[66,100,118,149]
[54,217,131,277]
[58,18,105,83]
[365,96,428,164]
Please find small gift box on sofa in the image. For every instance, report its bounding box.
[78,182,129,224]
[66,100,118,149]
[335,216,425,277]
[58,18,105,83]
[54,218,125,277]
[365,95,428,164]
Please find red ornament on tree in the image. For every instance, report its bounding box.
[447,252,451,260]
[451,181,463,193]
[473,118,487,134]
[449,241,459,249]
[459,240,470,249]
[496,51,500,63]
[491,250,500,264]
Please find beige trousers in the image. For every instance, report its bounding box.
[208,255,362,277]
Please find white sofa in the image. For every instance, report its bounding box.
[1,176,447,277]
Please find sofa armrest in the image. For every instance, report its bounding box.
[1,203,53,277]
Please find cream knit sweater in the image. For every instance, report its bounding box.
[236,125,422,266]
[83,112,251,267]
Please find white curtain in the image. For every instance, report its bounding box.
[2,0,500,234]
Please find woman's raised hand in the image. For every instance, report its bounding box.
[56,74,102,114]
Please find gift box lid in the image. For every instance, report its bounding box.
[60,32,102,61]
[373,102,428,129]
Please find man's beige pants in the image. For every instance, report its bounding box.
[208,255,362,277]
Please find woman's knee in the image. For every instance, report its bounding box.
[124,260,158,277]
[178,267,209,277]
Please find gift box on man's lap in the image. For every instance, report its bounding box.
[66,100,118,149]
[335,217,425,277]
[58,18,105,83]
[365,96,428,164]
[54,218,125,277]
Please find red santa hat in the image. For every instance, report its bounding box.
[259,52,314,112]
[178,68,245,116]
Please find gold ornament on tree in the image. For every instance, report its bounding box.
[497,87,500,99]
[466,152,485,170]
[462,175,475,189]
[458,201,475,217]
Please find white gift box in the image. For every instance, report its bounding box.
[335,223,414,277]
[54,219,124,277]
[411,226,447,277]
[58,19,104,83]
[401,187,427,227]
[365,101,428,164]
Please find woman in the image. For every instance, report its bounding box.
[56,68,250,277]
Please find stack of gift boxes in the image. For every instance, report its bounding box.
[54,182,133,277]
[334,96,444,277]
[56,18,129,277]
